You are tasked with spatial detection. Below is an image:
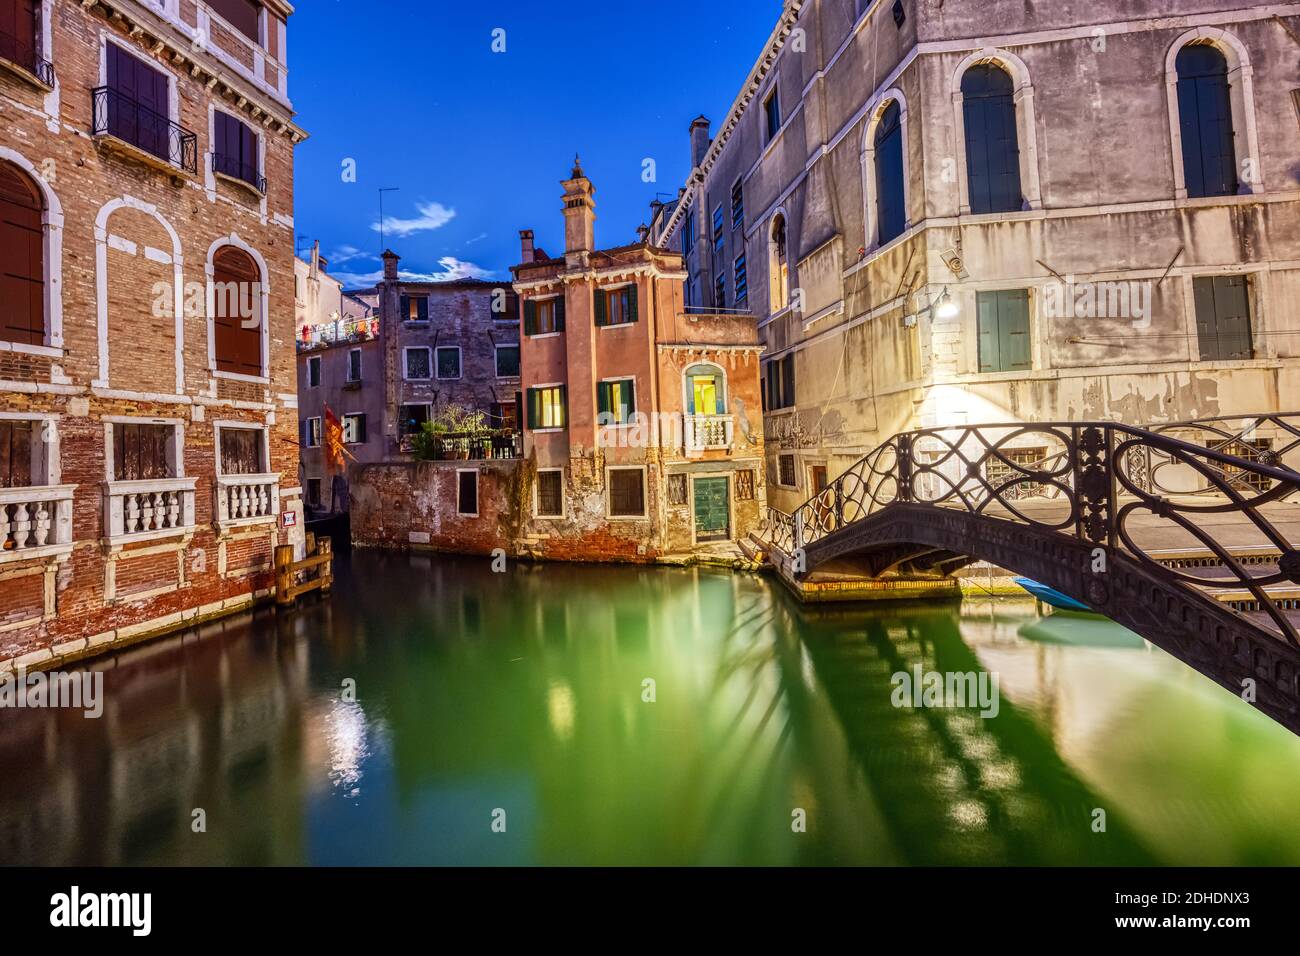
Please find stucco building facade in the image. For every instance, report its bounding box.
[0,0,304,669]
[654,0,1300,511]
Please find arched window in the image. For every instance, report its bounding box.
[873,100,906,245]
[0,160,45,347]
[212,245,263,376]
[769,214,789,311]
[961,64,1022,214]
[684,363,727,416]
[1176,44,1238,198]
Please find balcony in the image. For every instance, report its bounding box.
[402,431,522,461]
[685,415,735,452]
[103,478,198,545]
[212,151,266,195]
[0,485,75,563]
[0,25,54,90]
[215,474,280,530]
[92,87,198,176]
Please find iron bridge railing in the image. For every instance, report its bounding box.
[767,413,1300,646]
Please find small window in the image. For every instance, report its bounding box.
[734,253,748,305]
[400,294,429,322]
[304,417,321,448]
[219,426,265,475]
[597,379,636,426]
[682,209,696,254]
[213,111,262,192]
[536,469,563,517]
[595,286,637,327]
[1193,275,1254,361]
[764,354,796,410]
[405,347,432,380]
[976,290,1031,373]
[523,297,565,335]
[436,346,462,380]
[212,245,263,377]
[1176,45,1238,199]
[307,478,321,507]
[608,468,646,518]
[307,355,321,387]
[527,385,567,429]
[736,470,755,500]
[342,413,367,445]
[731,179,744,228]
[490,401,517,431]
[714,273,726,310]
[874,100,907,245]
[667,474,688,506]
[346,349,362,382]
[0,161,45,348]
[398,404,430,438]
[495,344,520,378]
[778,454,797,488]
[209,0,261,43]
[764,88,781,140]
[112,423,173,481]
[0,420,35,488]
[457,470,478,516]
[712,203,724,255]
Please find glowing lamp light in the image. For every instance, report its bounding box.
[935,287,960,319]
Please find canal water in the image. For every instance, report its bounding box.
[4,550,1300,866]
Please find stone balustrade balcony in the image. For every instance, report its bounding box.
[215,473,280,530]
[684,415,735,452]
[103,477,198,545]
[0,485,75,562]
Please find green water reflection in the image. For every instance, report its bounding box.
[3,551,1299,865]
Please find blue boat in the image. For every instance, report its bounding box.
[1013,577,1094,613]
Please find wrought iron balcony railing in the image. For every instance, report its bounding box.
[0,26,54,88]
[403,430,522,461]
[212,151,267,194]
[92,86,198,175]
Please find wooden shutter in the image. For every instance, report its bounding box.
[557,385,568,427]
[1195,275,1253,361]
[594,288,607,327]
[0,420,33,488]
[977,290,1031,372]
[0,162,44,346]
[781,354,795,407]
[114,424,170,481]
[523,299,537,335]
[554,295,566,331]
[220,427,263,475]
[0,2,38,69]
[212,246,262,376]
[977,292,1001,372]
[209,0,260,42]
[961,66,1022,214]
[596,381,610,418]
[874,101,906,244]
[526,388,542,429]
[627,284,639,323]
[1176,46,1238,199]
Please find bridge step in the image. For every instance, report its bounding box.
[1206,584,1300,613]
[1151,546,1281,571]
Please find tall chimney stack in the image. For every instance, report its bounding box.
[561,155,595,256]
[382,249,400,281]
[689,116,711,169]
[519,229,536,263]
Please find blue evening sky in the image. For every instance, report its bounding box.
[290,0,782,290]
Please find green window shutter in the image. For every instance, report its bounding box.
[594,289,608,327]
[527,388,541,429]
[555,296,566,331]
[627,284,639,323]
[596,381,611,418]
[782,354,795,407]
[999,291,1031,371]
[977,292,1000,372]
[400,294,409,320]
[1215,276,1253,360]
[625,379,635,418]
[524,299,537,335]
[1192,277,1217,360]
[558,385,568,427]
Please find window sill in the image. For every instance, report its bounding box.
[214,370,270,384]
[403,376,433,382]
[527,331,563,340]
[598,322,637,331]
[0,56,53,94]
[607,514,649,522]
[94,134,192,183]
[435,376,463,381]
[531,428,565,434]
[214,169,266,201]
[0,341,61,359]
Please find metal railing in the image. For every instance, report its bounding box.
[92,86,198,175]
[0,25,54,87]
[770,414,1300,646]
[212,151,267,194]
[406,430,522,461]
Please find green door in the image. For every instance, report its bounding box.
[693,477,730,542]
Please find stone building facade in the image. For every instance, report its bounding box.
[0,0,304,671]
[654,0,1300,511]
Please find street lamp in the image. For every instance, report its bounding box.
[935,287,960,319]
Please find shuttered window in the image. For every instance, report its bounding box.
[874,100,906,245]
[106,42,170,162]
[214,111,261,190]
[977,289,1031,373]
[536,470,563,517]
[1176,45,1238,199]
[731,179,744,228]
[0,160,44,346]
[608,468,646,518]
[0,0,38,75]
[523,297,564,335]
[212,246,263,376]
[219,427,265,475]
[209,0,260,43]
[597,379,635,425]
[113,423,172,481]
[457,470,478,516]
[595,285,637,327]
[1193,275,1253,361]
[765,354,797,410]
[961,65,1022,214]
[527,386,566,429]
[764,89,781,140]
[495,344,520,378]
[0,420,33,488]
[734,253,748,304]
[400,294,429,322]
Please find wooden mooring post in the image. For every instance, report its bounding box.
[275,535,334,607]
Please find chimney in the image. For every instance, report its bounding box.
[561,154,595,255]
[382,249,400,281]
[689,116,711,169]
[519,229,536,263]
[636,223,650,244]
[310,239,321,278]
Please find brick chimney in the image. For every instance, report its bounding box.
[382,249,400,281]
[689,116,711,169]
[561,155,595,255]
[519,229,536,263]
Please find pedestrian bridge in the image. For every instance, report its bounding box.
[756,414,1300,736]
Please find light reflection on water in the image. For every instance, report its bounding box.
[2,551,1299,866]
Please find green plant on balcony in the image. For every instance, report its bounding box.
[411,404,492,461]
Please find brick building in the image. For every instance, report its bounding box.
[0,0,304,671]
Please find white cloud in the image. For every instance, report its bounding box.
[371,201,456,238]
[327,244,371,265]
[331,257,495,288]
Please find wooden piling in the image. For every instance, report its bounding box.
[274,544,295,606]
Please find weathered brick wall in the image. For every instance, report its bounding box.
[0,0,304,671]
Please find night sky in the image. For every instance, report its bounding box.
[290,0,781,288]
